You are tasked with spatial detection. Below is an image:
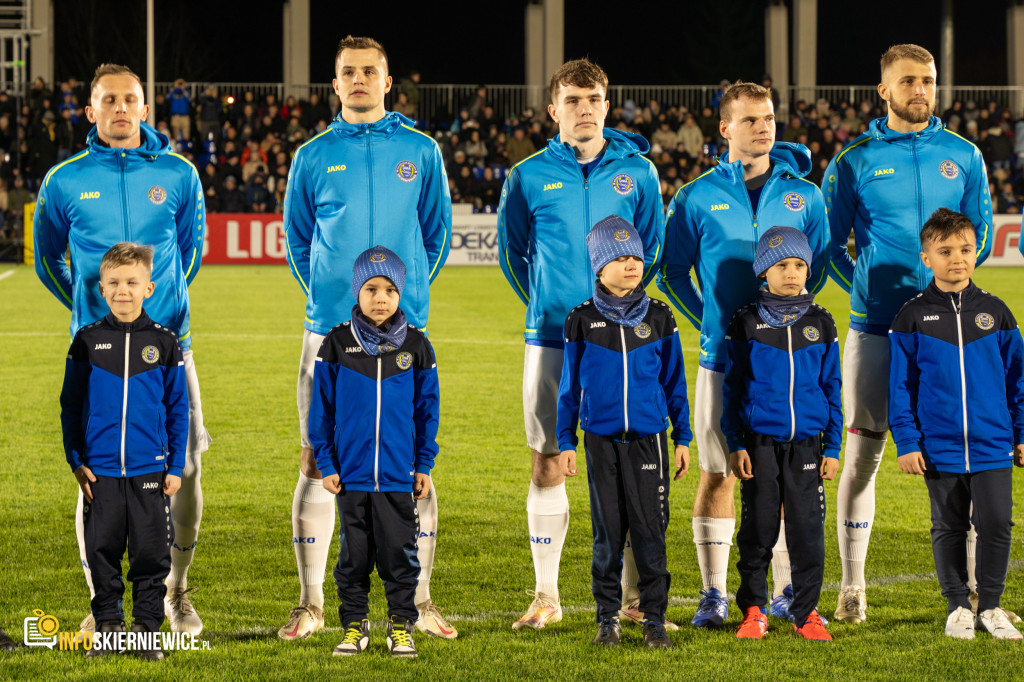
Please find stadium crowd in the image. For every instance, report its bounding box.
[1,74,1023,248]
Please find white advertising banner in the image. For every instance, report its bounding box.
[447,213,500,265]
[987,214,1023,266]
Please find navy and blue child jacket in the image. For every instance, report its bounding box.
[889,280,1024,473]
[60,310,189,478]
[309,317,440,492]
[556,297,692,451]
[721,301,843,459]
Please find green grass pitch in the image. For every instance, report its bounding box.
[1,263,1023,680]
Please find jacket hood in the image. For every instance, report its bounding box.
[86,121,170,156]
[716,140,812,183]
[548,126,650,163]
[331,110,414,138]
[868,115,944,142]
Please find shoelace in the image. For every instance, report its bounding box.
[644,624,668,641]
[341,623,364,644]
[525,589,556,611]
[420,601,441,618]
[842,591,862,612]
[951,609,974,628]
[802,612,824,628]
[168,587,197,615]
[695,591,721,613]
[390,623,413,647]
[598,619,618,635]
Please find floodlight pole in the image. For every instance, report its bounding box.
[146,0,155,124]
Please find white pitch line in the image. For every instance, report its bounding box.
[0,270,14,281]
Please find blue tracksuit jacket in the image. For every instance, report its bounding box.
[60,311,189,478]
[34,123,206,349]
[824,116,992,333]
[721,302,843,459]
[284,111,452,333]
[497,128,664,344]
[556,297,692,450]
[309,318,440,493]
[889,280,1024,473]
[657,142,830,370]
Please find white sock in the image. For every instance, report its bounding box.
[168,450,204,589]
[621,530,640,604]
[415,484,439,605]
[75,489,96,599]
[693,517,734,594]
[836,431,885,589]
[771,520,791,597]
[526,482,569,601]
[966,520,978,592]
[292,471,336,609]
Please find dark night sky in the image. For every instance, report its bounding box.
[52,0,1009,87]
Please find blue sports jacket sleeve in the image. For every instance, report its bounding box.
[162,345,190,479]
[656,186,703,330]
[33,179,74,310]
[636,160,666,286]
[556,334,585,452]
[821,336,844,459]
[284,151,315,296]
[999,327,1024,445]
[420,144,453,284]
[888,328,923,456]
[961,148,993,266]
[59,336,90,471]
[805,191,831,296]
[308,358,340,477]
[823,154,855,294]
[497,168,531,305]
[176,165,207,286]
[720,316,750,453]
[413,347,441,475]
[658,330,692,445]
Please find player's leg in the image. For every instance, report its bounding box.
[735,434,780,638]
[514,344,567,630]
[691,367,736,627]
[970,469,1020,639]
[413,485,458,638]
[280,331,332,640]
[924,472,972,616]
[332,490,373,656]
[834,331,888,622]
[782,436,828,633]
[125,472,172,661]
[75,489,97,633]
[375,492,421,657]
[165,349,209,635]
[584,433,628,640]
[768,513,793,619]
[84,477,128,633]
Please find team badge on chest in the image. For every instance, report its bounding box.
[975,313,994,330]
[141,345,160,363]
[148,186,168,205]
[802,326,820,342]
[612,174,634,196]
[783,192,805,212]
[634,323,652,339]
[396,352,413,369]
[939,161,959,179]
[396,161,418,182]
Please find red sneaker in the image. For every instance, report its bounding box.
[736,606,768,639]
[794,610,832,641]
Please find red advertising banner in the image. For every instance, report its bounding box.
[202,213,289,264]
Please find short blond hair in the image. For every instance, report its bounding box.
[91,63,143,98]
[549,58,609,101]
[100,242,154,275]
[880,44,934,80]
[719,81,771,122]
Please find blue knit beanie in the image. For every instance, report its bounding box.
[351,245,406,301]
[753,226,812,277]
[587,214,644,275]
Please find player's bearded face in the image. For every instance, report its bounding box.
[881,59,937,126]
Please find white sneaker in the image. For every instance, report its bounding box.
[618,598,680,631]
[278,603,325,641]
[969,591,1021,623]
[416,599,458,639]
[512,591,562,630]
[386,617,418,658]
[834,585,867,624]
[164,586,203,635]
[333,619,369,656]
[977,608,1024,640]
[945,607,975,639]
[80,612,95,634]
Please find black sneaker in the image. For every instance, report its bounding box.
[0,627,16,652]
[593,618,621,646]
[129,623,164,661]
[642,621,673,649]
[86,620,126,658]
[386,617,418,658]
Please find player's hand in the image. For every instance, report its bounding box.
[897,451,927,475]
[1013,444,1024,468]
[414,473,432,499]
[673,444,690,479]
[163,474,181,496]
[561,450,578,477]
[74,465,96,503]
[820,457,839,480]
[322,474,342,494]
[729,449,753,480]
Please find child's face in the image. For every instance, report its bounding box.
[597,255,643,297]
[358,276,400,326]
[763,257,808,296]
[921,229,976,292]
[98,261,154,322]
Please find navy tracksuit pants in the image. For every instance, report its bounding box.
[585,431,671,623]
[924,468,1013,614]
[84,471,172,631]
[736,432,825,625]
[334,490,420,625]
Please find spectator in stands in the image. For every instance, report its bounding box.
[29,110,57,184]
[698,105,718,143]
[28,77,52,112]
[6,174,31,236]
[454,164,474,200]
[468,85,488,120]
[245,171,271,213]
[399,70,421,113]
[284,116,308,146]
[651,118,678,154]
[0,115,11,153]
[220,175,246,212]
[281,95,301,122]
[476,166,501,207]
[996,180,1020,214]
[448,176,465,205]
[461,129,488,167]
[981,126,1013,172]
[711,79,730,112]
[273,178,287,213]
[55,108,77,162]
[238,104,259,134]
[761,74,781,112]
[204,184,220,212]
[241,139,268,183]
[486,131,509,167]
[941,99,963,123]
[394,92,416,118]
[217,151,244,189]
[303,92,331,130]
[168,78,191,144]
[677,113,703,157]
[197,87,222,142]
[451,108,473,134]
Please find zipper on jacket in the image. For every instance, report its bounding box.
[620,325,629,438]
[786,325,796,441]
[365,125,375,248]
[951,292,970,472]
[120,331,131,476]
[120,151,131,240]
[373,356,382,491]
